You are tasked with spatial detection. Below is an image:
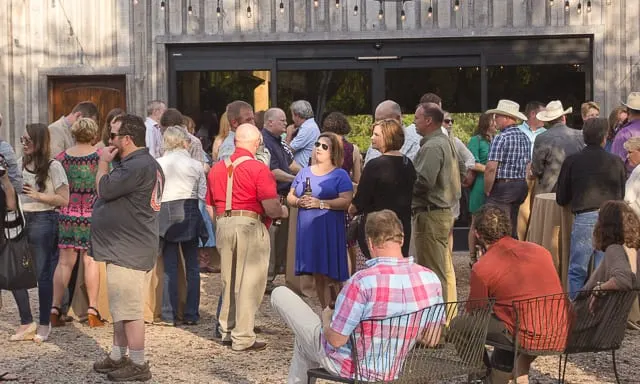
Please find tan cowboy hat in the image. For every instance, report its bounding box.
[486,99,527,121]
[622,92,640,111]
[536,100,573,122]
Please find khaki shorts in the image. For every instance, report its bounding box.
[106,263,146,322]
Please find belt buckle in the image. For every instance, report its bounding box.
[223,210,232,217]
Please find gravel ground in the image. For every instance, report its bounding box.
[1,252,638,383]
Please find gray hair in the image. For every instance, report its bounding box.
[290,100,314,120]
[163,126,189,152]
[375,100,402,121]
[264,108,284,128]
[624,137,640,152]
[146,100,166,117]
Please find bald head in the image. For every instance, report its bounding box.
[235,123,262,154]
[375,100,402,122]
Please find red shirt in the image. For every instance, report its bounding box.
[206,148,278,216]
[468,236,568,350]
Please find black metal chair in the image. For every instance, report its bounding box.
[486,289,639,384]
[307,298,495,383]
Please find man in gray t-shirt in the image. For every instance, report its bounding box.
[91,114,164,382]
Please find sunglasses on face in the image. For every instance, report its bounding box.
[444,119,454,124]
[314,142,329,150]
[110,132,127,140]
[20,136,32,145]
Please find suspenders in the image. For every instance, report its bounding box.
[222,156,252,216]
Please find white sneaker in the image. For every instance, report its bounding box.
[9,322,37,341]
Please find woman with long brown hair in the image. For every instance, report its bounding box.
[467,113,498,264]
[211,112,230,161]
[99,108,124,148]
[16,123,69,342]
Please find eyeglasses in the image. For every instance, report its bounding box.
[20,136,32,145]
[444,119,454,124]
[314,142,329,150]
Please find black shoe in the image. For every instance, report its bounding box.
[233,341,267,352]
[214,326,222,339]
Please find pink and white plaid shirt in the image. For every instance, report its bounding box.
[321,256,443,380]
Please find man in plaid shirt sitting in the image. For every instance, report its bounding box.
[271,209,443,383]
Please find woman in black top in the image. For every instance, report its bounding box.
[348,119,416,258]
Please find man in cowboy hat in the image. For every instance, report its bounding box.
[612,92,640,175]
[484,100,531,239]
[530,100,584,194]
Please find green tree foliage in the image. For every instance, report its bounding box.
[346,113,481,151]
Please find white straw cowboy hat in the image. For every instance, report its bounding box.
[622,92,640,111]
[486,99,527,121]
[536,100,573,122]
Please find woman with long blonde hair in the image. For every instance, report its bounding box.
[211,112,230,161]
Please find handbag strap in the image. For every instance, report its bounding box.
[4,190,26,240]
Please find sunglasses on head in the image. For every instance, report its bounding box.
[314,142,329,150]
[444,119,454,124]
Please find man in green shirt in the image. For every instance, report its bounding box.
[411,102,464,305]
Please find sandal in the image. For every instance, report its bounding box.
[87,306,106,328]
[49,306,66,328]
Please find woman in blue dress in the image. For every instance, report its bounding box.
[287,132,354,308]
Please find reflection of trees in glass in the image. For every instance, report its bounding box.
[277,70,371,121]
[200,71,265,114]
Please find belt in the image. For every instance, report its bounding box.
[574,208,599,215]
[218,210,262,221]
[412,206,449,216]
[495,178,525,183]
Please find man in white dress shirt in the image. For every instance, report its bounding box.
[144,100,167,159]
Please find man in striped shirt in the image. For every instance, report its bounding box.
[271,210,443,383]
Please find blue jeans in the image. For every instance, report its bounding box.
[568,211,603,300]
[161,238,200,323]
[10,289,33,324]
[12,211,60,325]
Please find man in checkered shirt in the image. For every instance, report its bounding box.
[484,100,532,239]
[271,210,443,383]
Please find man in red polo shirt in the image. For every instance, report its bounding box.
[207,124,288,352]
[468,204,567,384]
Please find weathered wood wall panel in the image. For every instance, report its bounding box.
[0,0,639,150]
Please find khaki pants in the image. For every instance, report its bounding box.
[268,217,289,283]
[216,216,270,350]
[413,209,456,304]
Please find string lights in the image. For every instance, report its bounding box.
[149,0,615,21]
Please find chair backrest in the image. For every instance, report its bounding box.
[512,292,572,355]
[349,299,495,383]
[565,289,639,354]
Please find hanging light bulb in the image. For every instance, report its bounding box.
[188,4,193,14]
[279,0,284,13]
[133,0,138,5]
[216,6,221,16]
[335,0,339,8]
[454,0,460,11]
[401,9,406,21]
[606,0,611,4]
[314,0,319,7]
[378,7,383,20]
[549,0,554,5]
[577,1,582,13]
[586,0,591,12]
[160,1,165,10]
[246,4,252,18]
[428,6,433,17]
[564,1,570,11]
[353,4,358,16]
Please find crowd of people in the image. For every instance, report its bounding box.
[0,89,639,383]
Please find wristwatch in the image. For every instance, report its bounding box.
[319,200,326,210]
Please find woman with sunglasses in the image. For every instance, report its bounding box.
[348,119,415,260]
[16,123,69,342]
[467,113,498,265]
[287,132,353,309]
[50,118,105,329]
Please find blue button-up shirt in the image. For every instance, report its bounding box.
[290,118,320,167]
[262,128,294,195]
[517,122,547,156]
[488,125,531,179]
